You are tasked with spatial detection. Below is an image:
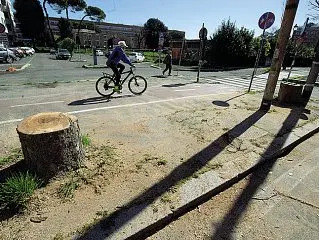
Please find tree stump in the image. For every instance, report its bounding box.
[278,82,303,104]
[16,112,84,181]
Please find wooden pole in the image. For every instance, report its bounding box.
[260,0,300,110]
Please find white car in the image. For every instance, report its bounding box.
[96,50,104,56]
[20,47,35,55]
[128,52,145,63]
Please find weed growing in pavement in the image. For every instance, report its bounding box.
[57,178,79,200]
[0,171,42,210]
[192,162,223,179]
[222,127,230,132]
[52,233,65,240]
[135,154,168,169]
[156,159,168,166]
[0,148,23,167]
[81,134,92,147]
[96,210,109,218]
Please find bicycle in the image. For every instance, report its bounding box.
[95,67,147,97]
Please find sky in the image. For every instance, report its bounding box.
[41,0,311,38]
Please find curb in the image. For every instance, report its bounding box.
[80,118,319,239]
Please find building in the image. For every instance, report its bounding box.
[293,23,319,46]
[0,0,16,46]
[48,17,144,49]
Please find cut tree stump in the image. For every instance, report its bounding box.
[278,82,303,104]
[16,112,84,181]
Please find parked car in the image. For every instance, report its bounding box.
[20,47,35,55]
[56,48,71,60]
[128,52,145,63]
[0,47,17,63]
[9,48,24,58]
[50,48,56,55]
[96,49,104,56]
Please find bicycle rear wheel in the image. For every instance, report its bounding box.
[128,76,147,95]
[95,76,116,97]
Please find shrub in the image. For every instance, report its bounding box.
[0,172,41,209]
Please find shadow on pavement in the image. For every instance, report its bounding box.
[211,102,308,240]
[75,109,267,240]
[162,83,187,88]
[151,75,168,78]
[212,93,247,107]
[68,95,135,106]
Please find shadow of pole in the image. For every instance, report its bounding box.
[76,110,267,240]
[211,103,307,240]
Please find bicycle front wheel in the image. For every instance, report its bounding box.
[128,76,147,95]
[95,76,115,97]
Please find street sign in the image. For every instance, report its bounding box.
[0,23,6,34]
[199,27,208,39]
[258,12,275,30]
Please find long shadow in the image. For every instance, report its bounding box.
[68,95,135,106]
[212,93,247,107]
[211,102,310,240]
[76,110,267,239]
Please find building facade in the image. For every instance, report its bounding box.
[0,0,16,46]
[293,23,319,46]
[48,17,143,49]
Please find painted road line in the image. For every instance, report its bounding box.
[0,91,240,125]
[11,101,64,108]
[174,89,197,92]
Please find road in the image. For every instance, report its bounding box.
[0,53,317,126]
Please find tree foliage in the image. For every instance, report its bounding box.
[309,0,319,20]
[206,19,254,67]
[143,18,168,49]
[58,37,76,55]
[48,0,87,19]
[13,0,45,41]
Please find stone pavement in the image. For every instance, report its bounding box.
[73,92,319,240]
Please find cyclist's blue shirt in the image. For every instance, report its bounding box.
[107,46,131,65]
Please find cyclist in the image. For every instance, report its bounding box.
[106,40,135,92]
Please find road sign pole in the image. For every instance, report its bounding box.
[248,28,266,92]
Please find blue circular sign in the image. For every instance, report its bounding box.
[258,12,275,30]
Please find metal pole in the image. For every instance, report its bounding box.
[177,38,185,76]
[287,43,298,80]
[260,0,300,110]
[248,28,266,92]
[197,23,204,82]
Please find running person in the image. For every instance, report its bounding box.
[106,41,134,92]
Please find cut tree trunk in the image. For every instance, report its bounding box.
[278,82,303,104]
[16,112,84,181]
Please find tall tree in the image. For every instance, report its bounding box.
[43,0,56,46]
[76,6,106,44]
[143,18,168,49]
[309,0,319,20]
[48,0,87,20]
[58,17,73,39]
[14,0,45,45]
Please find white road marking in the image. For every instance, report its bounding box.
[174,89,197,92]
[0,91,240,125]
[11,101,64,108]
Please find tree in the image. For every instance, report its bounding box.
[48,0,87,20]
[206,19,254,67]
[143,18,168,49]
[76,6,106,44]
[309,0,319,20]
[13,0,45,45]
[135,29,145,49]
[58,18,73,40]
[43,0,56,46]
[58,37,76,59]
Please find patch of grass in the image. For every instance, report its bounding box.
[0,148,23,167]
[156,159,167,166]
[96,210,109,218]
[52,233,65,240]
[262,67,271,74]
[81,134,92,147]
[192,162,223,178]
[57,178,79,200]
[0,171,42,209]
[160,192,173,203]
[222,127,230,132]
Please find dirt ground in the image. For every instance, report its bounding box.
[0,92,318,240]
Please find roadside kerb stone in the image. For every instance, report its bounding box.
[77,117,319,239]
